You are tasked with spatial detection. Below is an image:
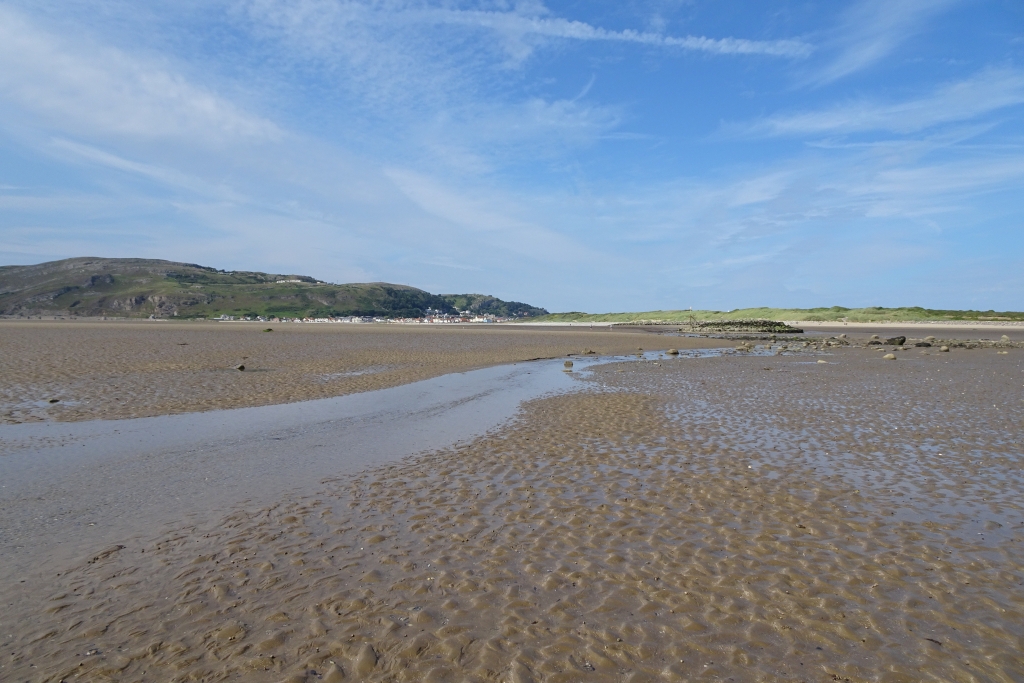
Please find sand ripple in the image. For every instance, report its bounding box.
[3,348,1023,681]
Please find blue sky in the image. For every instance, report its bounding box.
[1,1,1022,312]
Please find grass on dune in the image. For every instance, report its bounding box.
[532,306,1024,323]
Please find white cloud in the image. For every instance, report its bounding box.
[384,167,595,263]
[409,6,813,58]
[46,139,248,201]
[810,0,959,84]
[0,5,279,142]
[739,68,1024,137]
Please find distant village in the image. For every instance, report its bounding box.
[215,308,523,324]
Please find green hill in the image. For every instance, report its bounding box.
[534,306,1024,324]
[0,257,548,319]
[438,293,547,318]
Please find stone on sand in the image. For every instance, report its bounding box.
[885,336,907,346]
[940,346,950,352]
[883,353,896,360]
[667,349,679,355]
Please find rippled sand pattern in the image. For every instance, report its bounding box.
[0,322,696,424]
[4,349,1023,682]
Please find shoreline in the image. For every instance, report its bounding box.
[0,321,725,424]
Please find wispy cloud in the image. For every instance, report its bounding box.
[737,68,1024,137]
[245,0,812,61]
[409,6,813,58]
[47,139,246,199]
[0,5,279,143]
[384,167,596,263]
[810,0,959,84]
[238,0,809,165]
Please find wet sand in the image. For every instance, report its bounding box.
[2,344,1022,682]
[0,359,589,586]
[0,321,713,424]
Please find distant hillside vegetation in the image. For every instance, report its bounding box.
[0,257,547,319]
[439,293,547,318]
[534,306,1024,324]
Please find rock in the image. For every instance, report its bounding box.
[883,353,896,360]
[263,328,273,332]
[915,342,931,347]
[816,359,827,364]
[870,334,880,340]
[1001,335,1010,342]
[837,333,846,339]
[885,336,906,346]
[563,360,573,368]
[667,349,679,355]
[867,340,881,346]
[235,364,245,371]
[940,346,950,352]
[924,336,936,342]
[48,398,59,403]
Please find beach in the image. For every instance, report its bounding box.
[1,324,1022,681]
[0,321,714,424]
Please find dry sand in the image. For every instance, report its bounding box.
[2,342,1022,682]
[0,321,715,424]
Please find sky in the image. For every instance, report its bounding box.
[1,1,1022,312]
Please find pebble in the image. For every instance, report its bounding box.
[883,353,896,360]
[817,360,828,364]
[940,346,950,352]
[564,360,574,368]
[235,364,245,371]
[667,349,679,355]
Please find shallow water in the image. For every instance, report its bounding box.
[0,359,587,583]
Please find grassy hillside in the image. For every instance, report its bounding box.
[534,306,1024,324]
[0,258,548,319]
[439,293,547,318]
